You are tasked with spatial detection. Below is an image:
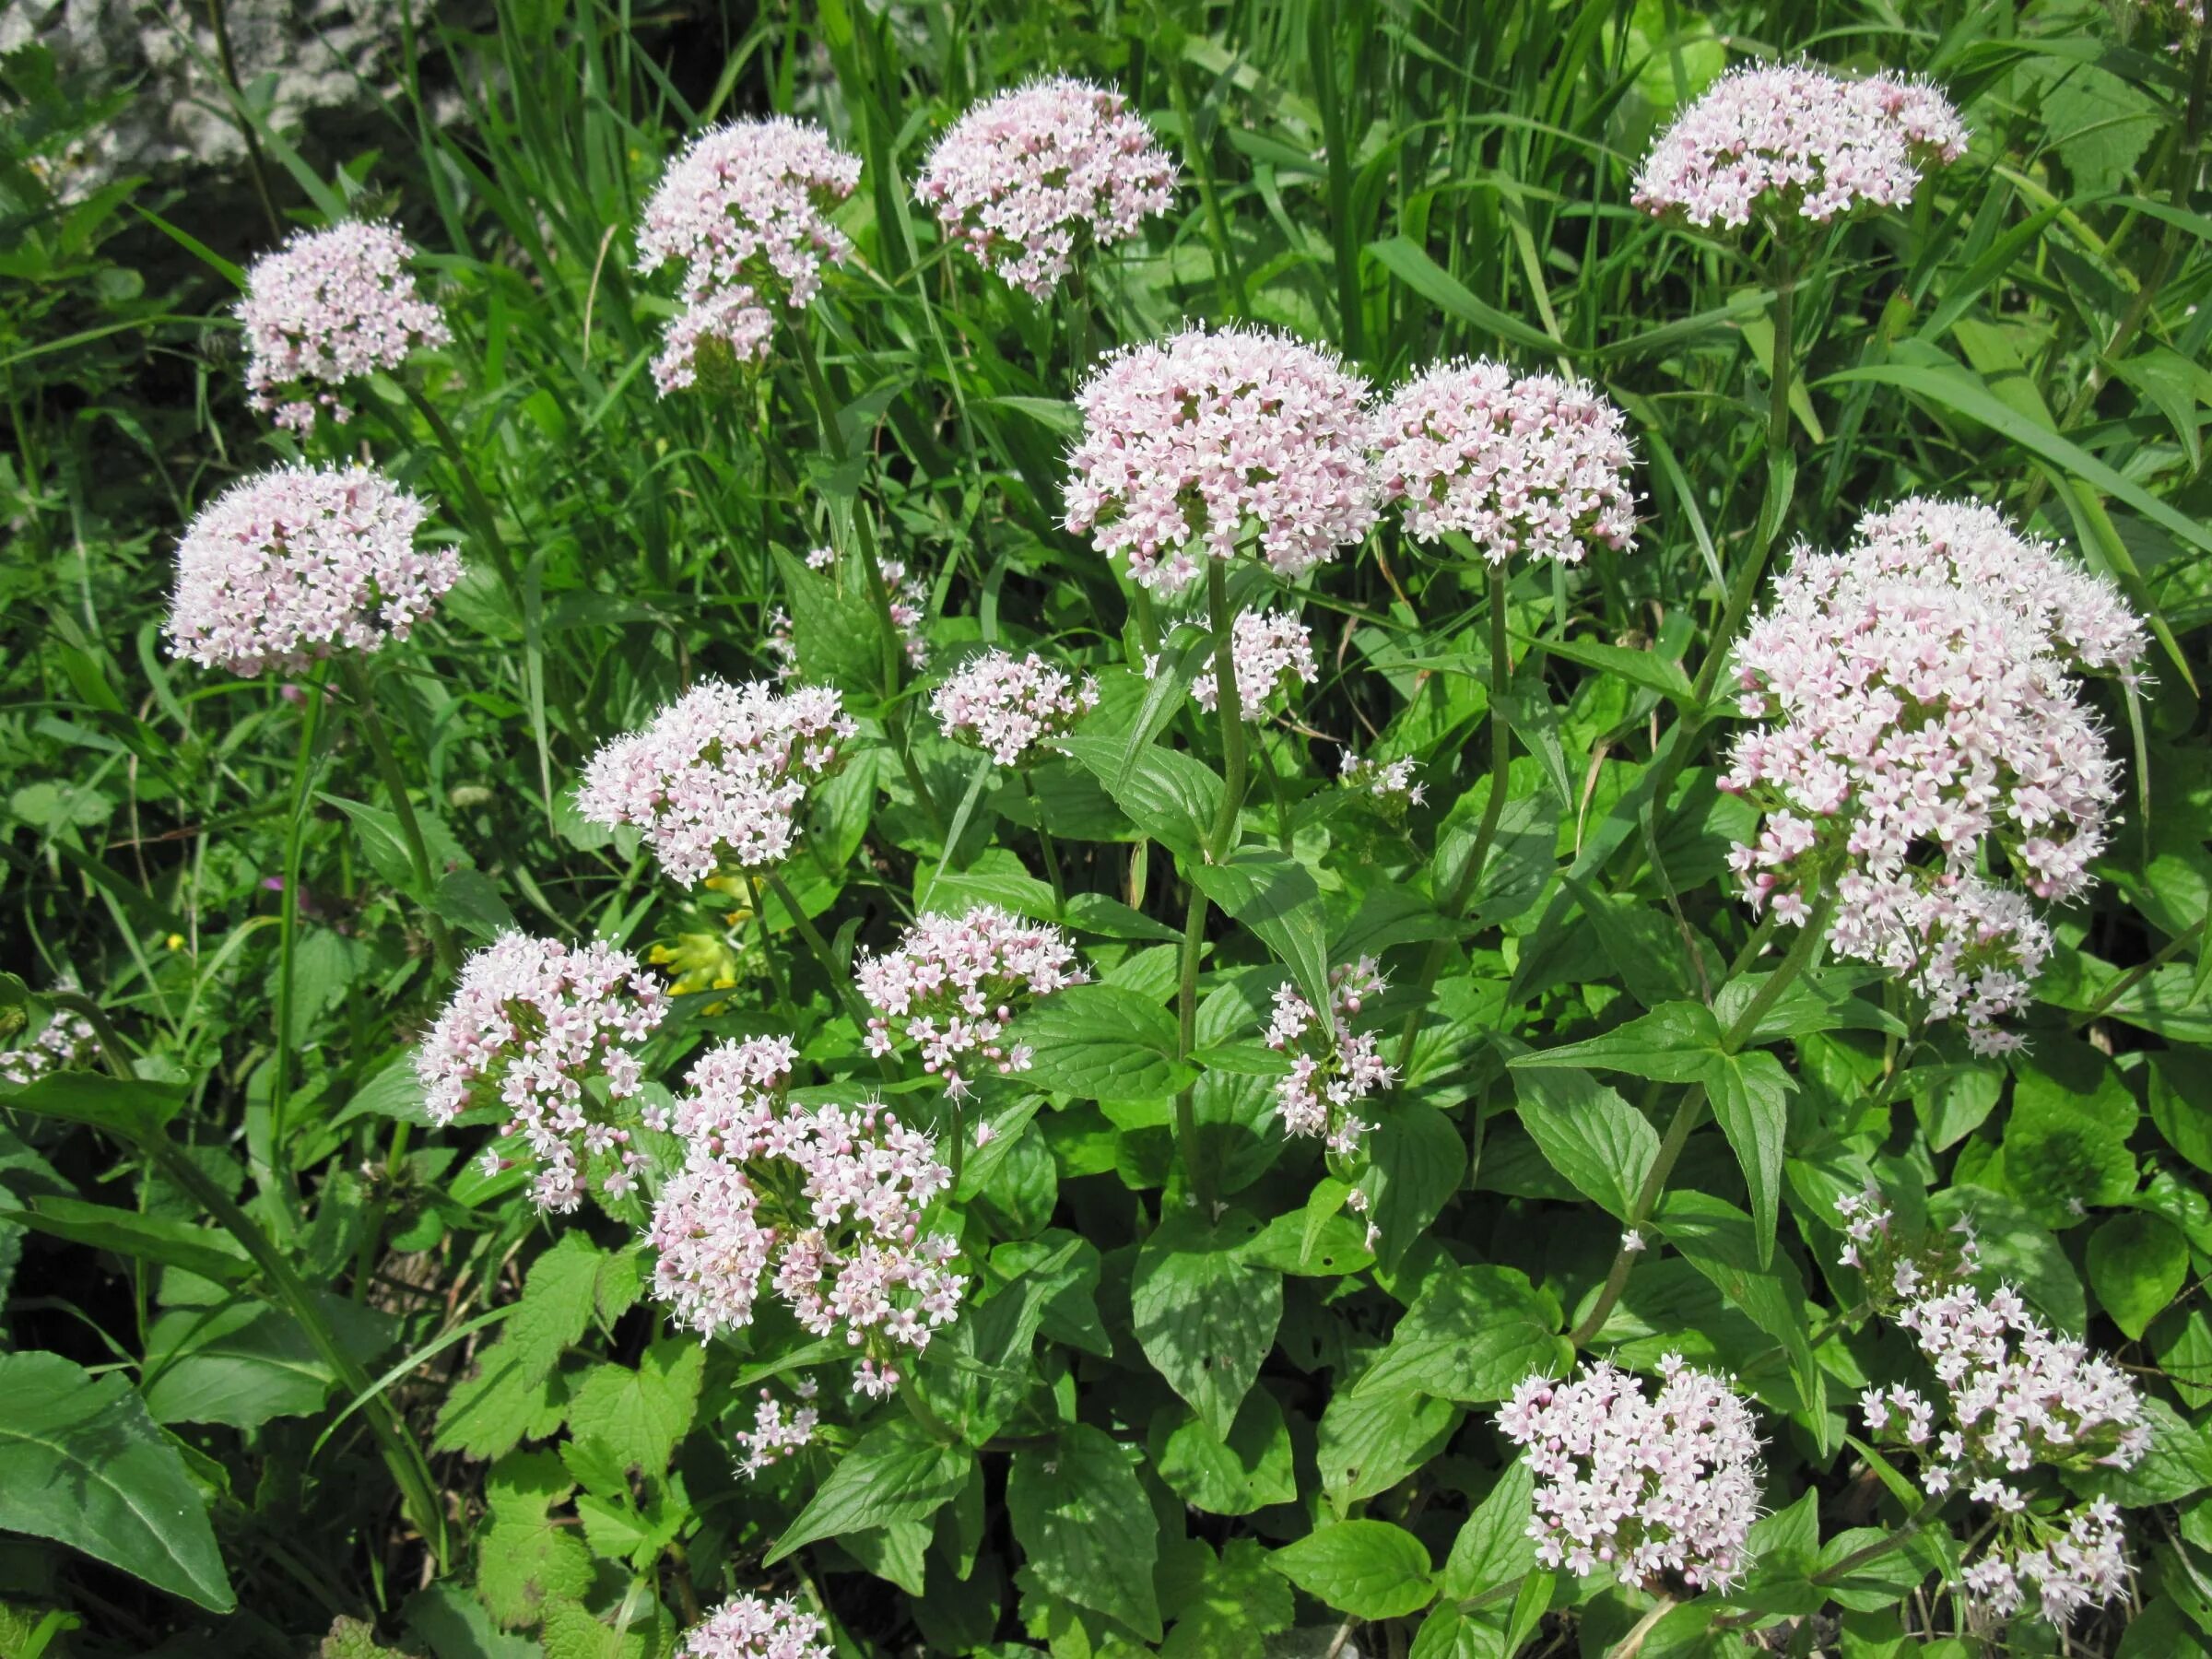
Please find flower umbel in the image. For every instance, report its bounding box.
[677,1594,832,1659]
[415,933,669,1212]
[1498,1355,1764,1592]
[1064,323,1380,593]
[1186,608,1318,717]
[636,118,861,394]
[576,679,857,886]
[1264,958,1395,1157]
[932,650,1100,766]
[1376,359,1638,566]
[918,76,1177,299]
[238,221,450,432]
[166,465,457,677]
[1633,63,1967,229]
[856,905,1088,1096]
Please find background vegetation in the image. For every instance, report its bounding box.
[2,0,2208,1654]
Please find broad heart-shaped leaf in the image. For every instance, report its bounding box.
[2088,1212,2188,1341]
[1441,1455,1535,1600]
[1316,1387,1460,1510]
[1008,1422,1162,1641]
[768,1416,974,1563]
[1707,1050,1794,1269]
[0,1069,184,1142]
[1149,1387,1298,1516]
[0,1349,233,1611]
[564,1336,703,1477]
[1059,734,1222,864]
[1507,1000,1719,1082]
[1014,983,1192,1104]
[1510,1064,1657,1221]
[1189,849,1332,1018]
[1359,1100,1466,1271]
[1132,1207,1282,1440]
[1350,1263,1567,1405]
[1269,1520,1436,1620]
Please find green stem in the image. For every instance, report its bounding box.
[270,661,331,1196]
[1567,890,1833,1349]
[763,871,890,1076]
[1394,564,1512,1069]
[1205,560,1250,859]
[339,656,458,975]
[1024,771,1067,911]
[748,875,794,1023]
[1171,877,1212,1206]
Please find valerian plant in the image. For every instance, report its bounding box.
[2,2,2210,1657]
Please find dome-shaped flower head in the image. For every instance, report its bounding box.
[237,221,451,433]
[1264,957,1394,1157]
[1633,63,1967,230]
[1063,324,1380,593]
[856,904,1088,1097]
[1723,500,2142,1053]
[1498,1355,1764,1592]
[165,464,458,676]
[0,1007,99,1088]
[917,76,1178,299]
[1376,359,1638,564]
[931,650,1100,766]
[677,1594,831,1659]
[1185,608,1317,716]
[649,1076,964,1395]
[415,933,669,1213]
[636,118,862,394]
[575,679,858,886]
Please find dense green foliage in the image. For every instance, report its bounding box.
[3,1,2210,1655]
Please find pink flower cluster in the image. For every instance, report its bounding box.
[1859,1277,2147,1626]
[931,650,1100,766]
[1340,752,1426,816]
[917,76,1177,300]
[1375,360,1637,565]
[1188,609,1317,716]
[414,933,669,1212]
[1497,1355,1764,1592]
[1632,64,1967,229]
[1263,958,1394,1156]
[636,119,861,394]
[238,221,450,432]
[677,1594,831,1659]
[856,905,1088,1096]
[879,555,932,669]
[576,679,857,885]
[1723,499,2141,1053]
[1832,1182,1982,1306]
[731,1380,819,1477]
[1064,324,1380,593]
[0,1009,98,1088]
[166,465,458,677]
[648,1061,963,1394]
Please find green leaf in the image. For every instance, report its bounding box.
[1708,1050,1794,1268]
[1368,236,1559,356]
[1316,1387,1461,1508]
[1351,1263,1567,1405]
[143,1295,391,1430]
[0,1196,250,1287]
[1016,982,1193,1103]
[1656,1190,1826,1442]
[1150,1388,1298,1516]
[1007,1422,1163,1641]
[432,869,517,940]
[1060,735,1222,864]
[1507,1001,1720,1083]
[1518,630,1692,705]
[1269,1520,1436,1620]
[1441,1456,1536,1600]
[2088,1213,2188,1342]
[0,1349,233,1611]
[1511,1065,1658,1221]
[0,1069,184,1141]
[1189,850,1332,1017]
[322,794,431,900]
[434,1232,614,1460]
[564,1337,703,1477]
[1132,1207,1282,1439]
[1359,1100,1467,1269]
[1161,1537,1296,1659]
[774,547,889,689]
[769,1416,974,1563]
[476,1452,591,1629]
